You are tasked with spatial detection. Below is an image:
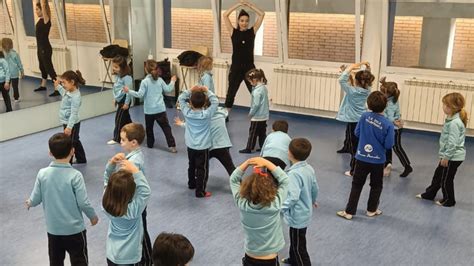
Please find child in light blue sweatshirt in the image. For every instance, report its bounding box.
[175,106,235,176]
[2,38,23,102]
[53,70,87,163]
[0,51,12,112]
[103,159,151,265]
[281,138,319,266]
[417,92,467,207]
[107,55,133,145]
[380,77,413,177]
[240,68,270,154]
[336,62,374,177]
[197,55,215,93]
[230,157,289,265]
[103,122,153,265]
[125,60,178,152]
[26,133,98,265]
[261,120,291,170]
[178,85,219,197]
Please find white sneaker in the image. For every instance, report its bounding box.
[107,140,118,145]
[14,98,21,103]
[344,171,353,177]
[169,147,177,153]
[383,164,392,177]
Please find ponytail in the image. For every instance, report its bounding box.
[459,108,468,127]
[61,70,86,87]
[379,76,400,103]
[145,60,159,80]
[442,92,468,127]
[246,68,267,85]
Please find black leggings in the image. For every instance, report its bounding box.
[37,47,57,80]
[112,100,132,142]
[225,65,254,108]
[385,129,411,168]
[421,160,463,207]
[1,82,12,112]
[209,148,235,176]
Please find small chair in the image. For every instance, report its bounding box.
[178,46,209,91]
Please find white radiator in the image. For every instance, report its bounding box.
[273,67,341,112]
[402,79,474,129]
[28,45,70,75]
[172,59,229,98]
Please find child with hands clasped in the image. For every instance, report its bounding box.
[230,157,289,265]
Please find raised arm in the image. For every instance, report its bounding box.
[243,1,265,33]
[40,0,50,23]
[223,2,242,36]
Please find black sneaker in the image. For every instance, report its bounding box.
[281,258,291,264]
[49,91,60,97]
[239,149,252,154]
[400,165,413,177]
[34,86,47,92]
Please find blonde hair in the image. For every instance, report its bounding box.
[197,56,213,74]
[1,38,13,52]
[442,92,468,127]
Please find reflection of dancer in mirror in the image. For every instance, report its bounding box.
[33,0,58,97]
[223,0,265,119]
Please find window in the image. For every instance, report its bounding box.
[220,0,278,57]
[163,0,213,54]
[64,0,110,43]
[387,0,474,73]
[0,0,14,35]
[287,0,365,63]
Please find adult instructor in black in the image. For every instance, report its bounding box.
[33,0,59,97]
[223,0,265,116]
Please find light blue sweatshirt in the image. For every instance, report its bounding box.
[336,70,370,123]
[249,83,270,121]
[113,75,132,105]
[199,71,215,93]
[127,74,175,114]
[0,58,10,83]
[230,166,289,256]
[5,50,23,79]
[178,89,219,150]
[260,131,291,167]
[28,162,97,235]
[104,148,145,186]
[210,107,232,150]
[384,97,401,129]
[104,171,151,265]
[58,85,81,129]
[439,112,466,161]
[281,161,319,229]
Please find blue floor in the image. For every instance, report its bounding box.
[0,106,473,265]
[0,76,105,113]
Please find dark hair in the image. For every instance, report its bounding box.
[272,120,288,133]
[121,123,145,145]
[145,59,159,80]
[354,70,375,89]
[112,56,131,78]
[379,77,400,103]
[102,170,136,217]
[367,91,387,113]
[48,133,73,159]
[238,9,250,20]
[0,51,4,58]
[190,91,207,109]
[61,70,86,86]
[246,68,267,85]
[152,233,195,266]
[289,138,312,161]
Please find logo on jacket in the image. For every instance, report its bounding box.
[364,144,373,153]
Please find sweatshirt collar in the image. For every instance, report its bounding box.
[49,161,72,168]
[446,112,460,122]
[288,161,307,170]
[126,148,142,159]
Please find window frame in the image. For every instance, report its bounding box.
[380,0,474,80]
[281,0,365,67]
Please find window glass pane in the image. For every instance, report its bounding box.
[64,0,110,43]
[388,0,474,73]
[288,0,365,63]
[32,0,61,40]
[0,0,14,35]
[220,0,278,57]
[163,1,213,54]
